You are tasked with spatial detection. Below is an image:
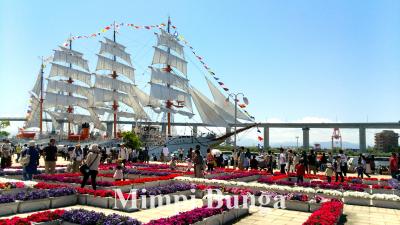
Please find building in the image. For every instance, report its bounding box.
[374,130,399,152]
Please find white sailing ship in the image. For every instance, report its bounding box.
[22,18,255,153]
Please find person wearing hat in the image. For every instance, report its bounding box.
[325,162,334,183]
[43,139,57,174]
[21,140,39,180]
[81,144,101,190]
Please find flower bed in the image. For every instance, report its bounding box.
[303,201,343,225]
[0,209,140,225]
[145,196,248,225]
[371,194,400,209]
[343,191,371,206]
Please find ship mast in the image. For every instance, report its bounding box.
[112,21,118,139]
[67,37,73,135]
[166,16,172,137]
[39,57,44,136]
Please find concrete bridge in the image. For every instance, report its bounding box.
[2,117,400,152]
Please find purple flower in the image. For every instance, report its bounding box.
[48,187,76,197]
[0,194,15,204]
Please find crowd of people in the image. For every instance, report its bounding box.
[0,139,399,189]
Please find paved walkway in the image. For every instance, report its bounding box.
[233,206,311,225]
[343,205,400,225]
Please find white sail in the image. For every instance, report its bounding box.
[53,50,89,71]
[93,107,114,115]
[152,46,187,75]
[99,41,132,65]
[117,111,136,118]
[87,108,106,130]
[205,77,251,121]
[31,71,42,97]
[150,67,189,91]
[96,54,135,81]
[58,46,84,57]
[47,79,91,98]
[105,37,126,50]
[190,87,229,127]
[44,92,88,110]
[49,63,92,86]
[121,95,149,120]
[94,74,131,94]
[156,29,184,57]
[130,85,161,108]
[25,96,41,128]
[92,87,128,104]
[154,107,194,118]
[150,83,193,112]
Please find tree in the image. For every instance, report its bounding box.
[121,131,142,150]
[0,120,10,137]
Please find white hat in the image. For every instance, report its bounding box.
[28,140,36,147]
[90,144,99,152]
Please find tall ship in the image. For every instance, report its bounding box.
[20,18,256,153]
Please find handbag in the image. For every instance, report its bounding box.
[20,150,31,167]
[80,153,98,175]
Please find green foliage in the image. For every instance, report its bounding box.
[0,120,10,130]
[121,131,142,150]
[0,131,9,137]
[0,121,10,137]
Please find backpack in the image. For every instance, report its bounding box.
[20,149,31,167]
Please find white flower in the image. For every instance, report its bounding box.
[317,189,343,197]
[343,191,371,199]
[291,187,316,194]
[371,194,400,201]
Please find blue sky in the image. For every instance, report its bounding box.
[0,0,399,145]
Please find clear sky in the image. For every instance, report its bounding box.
[0,0,399,146]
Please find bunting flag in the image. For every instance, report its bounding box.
[239,104,246,108]
[257,136,263,141]
[62,22,166,46]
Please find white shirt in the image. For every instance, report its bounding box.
[118,147,129,160]
[162,147,169,156]
[279,153,286,165]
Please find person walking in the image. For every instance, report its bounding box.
[1,141,12,169]
[178,148,184,162]
[389,152,399,179]
[370,155,376,175]
[250,155,258,170]
[43,139,57,174]
[338,150,348,177]
[162,145,169,163]
[15,144,22,163]
[295,159,306,183]
[206,148,215,172]
[287,149,294,173]
[71,144,84,173]
[81,144,101,190]
[334,156,344,182]
[118,144,129,164]
[21,141,39,180]
[193,149,204,178]
[279,148,287,174]
[266,150,274,174]
[143,147,149,163]
[307,150,317,175]
[325,163,334,183]
[320,153,328,171]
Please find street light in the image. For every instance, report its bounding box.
[226,92,248,153]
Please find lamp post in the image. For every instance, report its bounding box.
[226,93,248,153]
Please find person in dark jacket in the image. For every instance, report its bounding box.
[250,155,258,170]
[22,141,39,180]
[43,139,57,174]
